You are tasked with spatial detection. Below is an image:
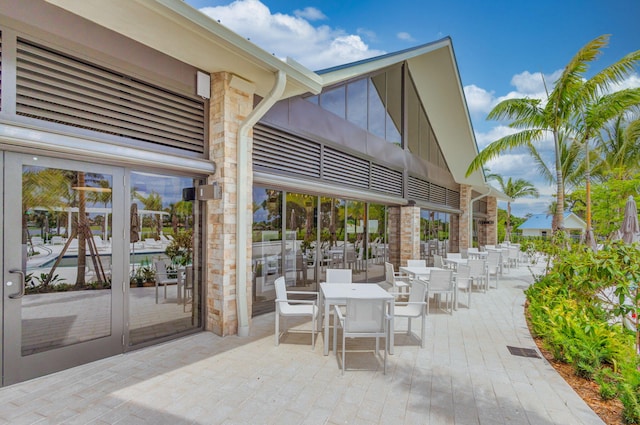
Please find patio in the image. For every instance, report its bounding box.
[0,263,603,424]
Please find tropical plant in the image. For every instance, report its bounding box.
[467,34,640,236]
[487,173,539,241]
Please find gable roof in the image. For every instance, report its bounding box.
[518,212,587,231]
[317,38,486,191]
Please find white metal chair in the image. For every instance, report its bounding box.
[154,260,177,303]
[508,246,520,268]
[455,264,472,309]
[433,254,445,269]
[424,269,455,314]
[333,297,390,374]
[274,277,319,348]
[393,279,427,347]
[407,259,426,267]
[486,251,501,289]
[326,268,352,283]
[384,262,410,296]
[467,258,488,292]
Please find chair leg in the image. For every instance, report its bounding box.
[275,311,280,346]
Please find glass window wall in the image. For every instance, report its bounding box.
[419,209,452,265]
[252,187,389,314]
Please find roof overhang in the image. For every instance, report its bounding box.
[319,38,488,192]
[44,0,322,99]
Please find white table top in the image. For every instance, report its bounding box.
[399,266,447,278]
[320,282,393,301]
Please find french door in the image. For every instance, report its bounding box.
[2,153,125,386]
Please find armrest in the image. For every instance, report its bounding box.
[276,298,316,304]
[286,290,319,296]
[394,301,426,307]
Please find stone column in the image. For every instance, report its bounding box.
[206,72,254,336]
[387,206,401,267]
[458,185,472,249]
[486,196,498,246]
[399,205,420,266]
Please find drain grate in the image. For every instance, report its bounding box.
[507,346,541,358]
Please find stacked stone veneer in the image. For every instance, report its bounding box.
[458,185,472,249]
[398,205,420,266]
[206,72,254,336]
[485,196,498,246]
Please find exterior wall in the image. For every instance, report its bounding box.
[399,205,420,265]
[206,71,254,336]
[486,196,498,245]
[387,206,402,267]
[458,184,472,250]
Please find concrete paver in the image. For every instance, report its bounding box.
[0,263,605,424]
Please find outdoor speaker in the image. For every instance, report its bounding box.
[182,187,196,201]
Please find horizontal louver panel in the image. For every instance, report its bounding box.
[16,39,204,153]
[323,147,369,188]
[447,189,460,209]
[408,176,430,202]
[253,127,321,178]
[430,184,447,205]
[371,164,403,196]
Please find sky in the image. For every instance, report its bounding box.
[184,0,640,218]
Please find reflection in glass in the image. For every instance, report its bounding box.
[347,79,367,129]
[367,203,387,282]
[128,171,200,345]
[320,85,346,119]
[252,188,283,313]
[368,76,386,140]
[22,166,113,355]
[420,209,452,265]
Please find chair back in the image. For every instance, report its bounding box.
[446,252,462,260]
[403,280,427,316]
[345,298,386,333]
[456,265,471,289]
[467,259,486,277]
[486,251,501,273]
[384,262,394,284]
[467,247,479,254]
[429,269,454,290]
[326,268,352,283]
[407,259,426,267]
[275,276,297,315]
[433,254,444,268]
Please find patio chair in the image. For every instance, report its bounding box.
[433,254,445,268]
[393,279,427,347]
[384,262,410,296]
[407,259,426,267]
[467,258,488,292]
[508,246,520,268]
[425,269,455,315]
[154,260,177,303]
[486,251,501,289]
[455,264,472,309]
[274,277,319,348]
[333,297,390,374]
[326,268,352,283]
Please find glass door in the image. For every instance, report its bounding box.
[2,153,125,386]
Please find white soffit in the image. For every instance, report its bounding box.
[44,0,322,99]
[406,43,485,189]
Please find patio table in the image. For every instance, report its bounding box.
[320,282,394,356]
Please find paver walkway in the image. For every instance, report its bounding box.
[0,263,604,424]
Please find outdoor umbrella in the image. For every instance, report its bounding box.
[621,195,639,244]
[130,203,140,276]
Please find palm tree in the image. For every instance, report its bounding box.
[595,113,640,178]
[467,34,640,235]
[487,174,539,241]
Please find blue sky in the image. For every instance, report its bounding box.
[185,0,640,217]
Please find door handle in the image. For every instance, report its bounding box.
[8,269,25,299]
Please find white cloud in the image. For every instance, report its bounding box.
[464,84,495,117]
[293,7,326,21]
[397,32,415,42]
[199,0,384,70]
